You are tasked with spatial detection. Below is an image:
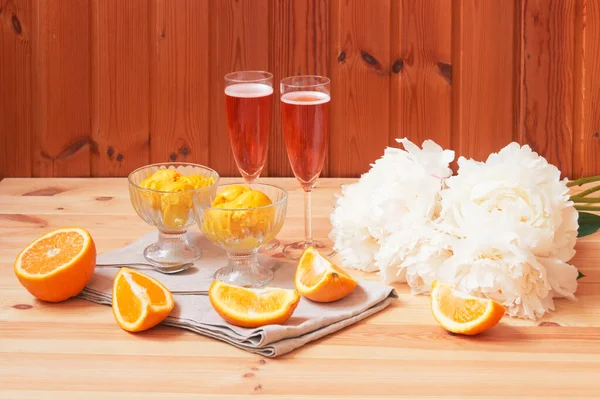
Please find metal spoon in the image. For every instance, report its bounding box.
[171,290,209,295]
[95,262,194,274]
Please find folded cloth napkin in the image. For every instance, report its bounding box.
[79,232,396,357]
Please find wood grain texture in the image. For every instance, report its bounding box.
[574,0,600,177]
[208,0,270,178]
[91,0,150,176]
[150,0,210,166]
[0,0,32,178]
[452,0,518,162]
[1,1,600,178]
[390,0,452,149]
[31,0,91,177]
[329,0,391,177]
[519,0,575,178]
[270,0,330,177]
[0,177,599,399]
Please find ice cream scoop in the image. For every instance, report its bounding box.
[203,186,276,247]
[139,169,215,230]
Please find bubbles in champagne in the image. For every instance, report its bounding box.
[225,83,273,98]
[281,91,330,105]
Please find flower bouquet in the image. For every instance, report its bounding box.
[330,139,600,320]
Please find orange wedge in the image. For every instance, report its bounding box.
[14,227,96,302]
[209,280,300,328]
[430,280,505,335]
[294,247,358,303]
[112,268,174,332]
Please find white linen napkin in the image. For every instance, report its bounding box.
[79,232,396,357]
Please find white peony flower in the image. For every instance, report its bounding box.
[377,223,453,294]
[329,178,381,271]
[330,138,579,320]
[441,143,578,261]
[329,138,455,273]
[435,205,578,319]
[436,143,579,319]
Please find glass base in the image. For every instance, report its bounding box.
[259,238,280,253]
[282,240,336,260]
[214,263,273,288]
[143,231,201,266]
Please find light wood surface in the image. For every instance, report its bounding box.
[1,177,599,399]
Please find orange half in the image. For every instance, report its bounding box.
[294,247,358,303]
[14,227,96,302]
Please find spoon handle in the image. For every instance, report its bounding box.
[171,290,209,295]
[96,263,155,271]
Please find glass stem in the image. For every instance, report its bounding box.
[228,251,260,273]
[304,190,313,246]
[157,231,188,250]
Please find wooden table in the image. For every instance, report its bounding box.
[1,177,599,399]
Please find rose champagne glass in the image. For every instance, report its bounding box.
[280,75,334,259]
[224,71,279,252]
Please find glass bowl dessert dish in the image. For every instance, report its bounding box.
[193,183,288,287]
[128,163,219,269]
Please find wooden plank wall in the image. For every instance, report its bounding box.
[0,0,599,179]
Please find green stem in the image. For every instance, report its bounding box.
[573,184,600,198]
[567,175,600,187]
[571,196,600,203]
[575,205,600,211]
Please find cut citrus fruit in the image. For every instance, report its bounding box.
[112,268,174,332]
[209,280,300,328]
[430,280,505,335]
[14,227,97,302]
[295,247,358,303]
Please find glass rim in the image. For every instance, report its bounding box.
[224,71,274,85]
[193,182,288,212]
[128,162,220,195]
[280,75,330,88]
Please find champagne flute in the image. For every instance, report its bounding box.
[224,71,279,252]
[280,75,334,259]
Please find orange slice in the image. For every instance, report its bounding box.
[430,280,505,335]
[14,227,97,302]
[112,268,174,332]
[209,280,300,328]
[295,247,358,303]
